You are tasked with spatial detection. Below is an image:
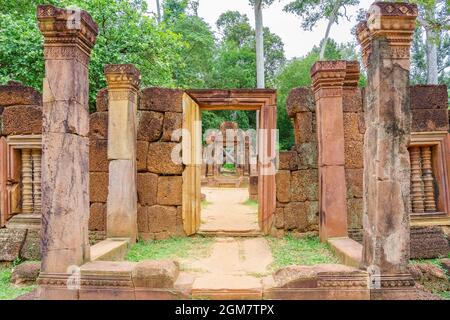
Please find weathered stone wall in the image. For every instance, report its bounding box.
[274,87,319,236]
[342,87,365,242]
[89,87,185,241]
[410,85,448,132]
[275,86,365,237]
[0,82,42,137]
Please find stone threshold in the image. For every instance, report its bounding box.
[328,237,362,268]
[90,238,130,262]
[197,230,263,237]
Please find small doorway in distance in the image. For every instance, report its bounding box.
[199,115,259,235]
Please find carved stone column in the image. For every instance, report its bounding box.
[311,60,359,241]
[37,4,98,297]
[409,147,425,213]
[21,149,33,214]
[421,146,437,212]
[357,2,417,299]
[105,64,140,242]
[32,149,42,213]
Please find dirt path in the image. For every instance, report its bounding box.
[179,237,274,299]
[200,187,258,232]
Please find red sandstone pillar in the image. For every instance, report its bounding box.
[357,2,417,299]
[311,61,359,241]
[105,64,140,242]
[37,5,98,298]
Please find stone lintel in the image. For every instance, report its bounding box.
[104,64,141,93]
[311,61,360,96]
[356,2,418,68]
[37,5,98,57]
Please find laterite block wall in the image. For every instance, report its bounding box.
[89,87,185,241]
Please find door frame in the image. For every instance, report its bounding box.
[183,89,277,235]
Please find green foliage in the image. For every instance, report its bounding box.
[242,198,258,209]
[126,236,213,262]
[284,0,359,31]
[0,265,36,300]
[267,234,339,270]
[1,0,186,111]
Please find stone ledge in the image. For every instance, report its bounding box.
[328,237,362,268]
[90,239,130,262]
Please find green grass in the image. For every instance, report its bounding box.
[201,200,212,209]
[0,264,36,300]
[409,256,450,300]
[242,198,258,209]
[222,163,236,171]
[126,236,213,262]
[267,234,339,270]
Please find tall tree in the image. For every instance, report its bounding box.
[284,0,359,59]
[409,0,449,84]
[249,0,275,88]
[156,0,162,23]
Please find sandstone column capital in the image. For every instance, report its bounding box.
[104,64,141,93]
[37,5,98,60]
[356,2,418,68]
[311,60,360,97]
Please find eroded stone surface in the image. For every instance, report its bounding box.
[11,261,41,285]
[147,142,183,174]
[132,260,179,288]
[2,105,42,135]
[0,229,26,261]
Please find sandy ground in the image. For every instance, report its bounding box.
[200,187,258,232]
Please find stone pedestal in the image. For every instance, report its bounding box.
[356,2,418,298]
[105,64,140,242]
[37,4,98,298]
[311,61,359,241]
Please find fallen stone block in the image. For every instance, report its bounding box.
[11,261,41,285]
[132,260,179,288]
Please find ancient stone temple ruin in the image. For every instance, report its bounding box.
[0,2,449,300]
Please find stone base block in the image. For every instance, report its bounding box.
[79,287,135,300]
[90,239,129,261]
[264,288,369,300]
[265,264,369,300]
[328,237,362,268]
[410,226,449,259]
[36,273,79,300]
[134,288,181,300]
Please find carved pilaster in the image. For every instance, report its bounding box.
[21,149,33,214]
[105,64,140,242]
[311,60,360,241]
[37,5,98,279]
[357,2,418,70]
[409,146,425,213]
[421,146,437,212]
[32,149,42,213]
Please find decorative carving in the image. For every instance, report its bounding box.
[421,146,437,212]
[356,2,418,68]
[104,64,141,91]
[311,60,360,94]
[409,146,425,213]
[21,149,33,214]
[32,149,42,213]
[37,5,98,57]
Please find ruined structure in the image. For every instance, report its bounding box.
[0,2,448,300]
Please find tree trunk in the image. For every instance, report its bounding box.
[319,1,340,60]
[156,0,162,23]
[255,0,265,88]
[425,3,438,84]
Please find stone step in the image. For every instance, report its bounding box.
[197,230,263,237]
[191,274,262,300]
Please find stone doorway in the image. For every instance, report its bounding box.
[181,89,277,236]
